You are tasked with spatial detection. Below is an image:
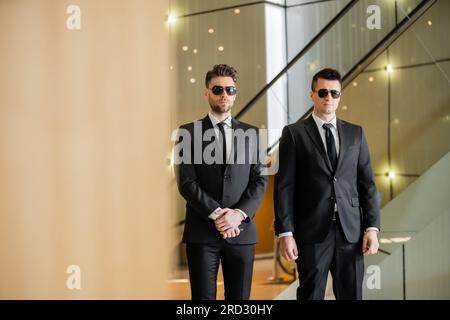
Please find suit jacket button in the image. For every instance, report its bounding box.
[330,196,335,201]
[224,175,230,179]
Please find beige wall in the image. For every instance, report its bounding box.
[0,0,171,299]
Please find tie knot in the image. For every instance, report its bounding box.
[216,122,227,136]
[322,123,333,131]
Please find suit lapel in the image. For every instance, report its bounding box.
[229,117,240,168]
[201,115,214,145]
[336,119,347,173]
[201,114,213,125]
[304,116,333,172]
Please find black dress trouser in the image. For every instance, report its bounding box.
[186,241,254,300]
[296,215,364,300]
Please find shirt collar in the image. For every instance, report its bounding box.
[208,112,232,128]
[312,112,337,130]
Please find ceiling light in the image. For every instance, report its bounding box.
[167,15,176,24]
[386,171,396,179]
[386,64,394,73]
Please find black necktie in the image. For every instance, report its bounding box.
[322,123,337,171]
[216,122,227,166]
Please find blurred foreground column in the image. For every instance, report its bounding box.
[0,0,171,299]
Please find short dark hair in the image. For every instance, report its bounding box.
[311,68,342,91]
[205,64,238,87]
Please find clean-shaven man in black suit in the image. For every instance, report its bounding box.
[274,68,380,300]
[175,64,268,300]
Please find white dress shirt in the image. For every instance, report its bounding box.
[311,113,340,158]
[207,112,233,162]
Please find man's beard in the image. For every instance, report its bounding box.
[210,102,232,114]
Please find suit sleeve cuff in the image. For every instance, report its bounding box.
[234,208,247,221]
[208,207,222,220]
[278,232,293,238]
[365,227,379,233]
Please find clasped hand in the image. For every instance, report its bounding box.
[214,208,244,239]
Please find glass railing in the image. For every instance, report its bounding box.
[364,152,450,299]
[356,0,450,299]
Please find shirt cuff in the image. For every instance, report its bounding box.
[278,232,293,238]
[234,208,247,221]
[366,227,379,233]
[208,207,222,220]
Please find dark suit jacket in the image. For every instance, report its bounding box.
[176,115,268,245]
[274,116,380,244]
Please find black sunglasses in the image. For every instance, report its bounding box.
[315,89,341,99]
[209,86,237,96]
